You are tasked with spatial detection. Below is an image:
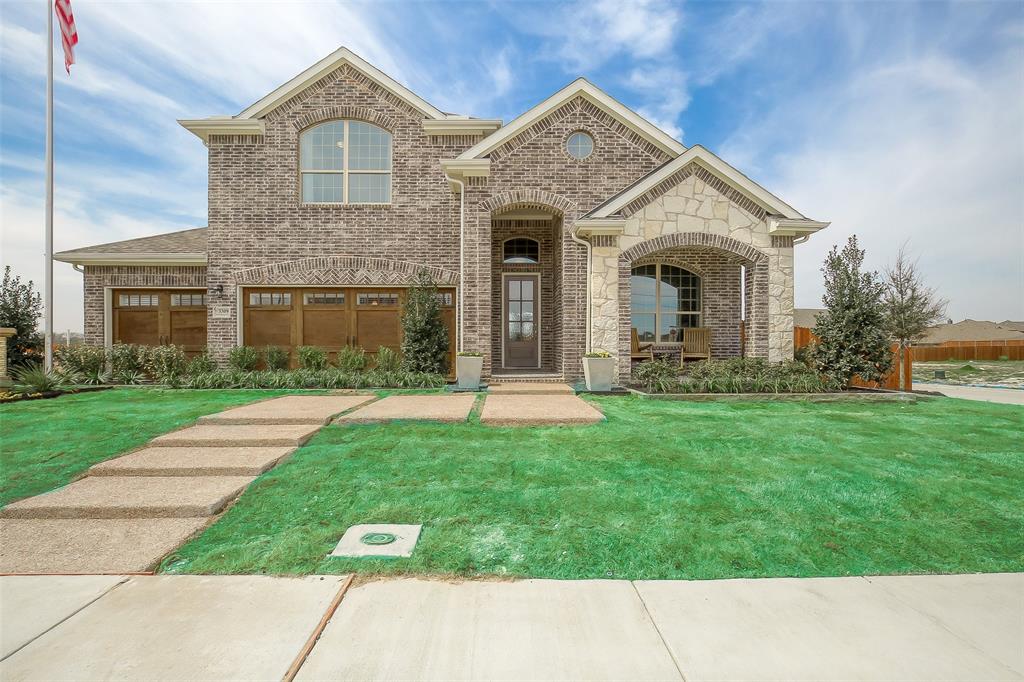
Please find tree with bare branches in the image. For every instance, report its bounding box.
[884,246,948,390]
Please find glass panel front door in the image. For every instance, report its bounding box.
[503,275,539,368]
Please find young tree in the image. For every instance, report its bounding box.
[400,270,449,374]
[0,266,43,368]
[812,236,893,387]
[884,246,947,390]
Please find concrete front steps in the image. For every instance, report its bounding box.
[0,395,369,574]
[487,382,575,395]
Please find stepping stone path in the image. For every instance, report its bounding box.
[338,394,476,423]
[0,395,367,574]
[480,393,605,426]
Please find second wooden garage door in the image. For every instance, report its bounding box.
[242,287,455,368]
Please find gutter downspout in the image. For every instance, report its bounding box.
[569,225,592,354]
[451,176,466,352]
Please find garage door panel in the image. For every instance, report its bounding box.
[115,310,160,345]
[246,310,292,348]
[355,309,401,353]
[169,310,207,351]
[302,310,350,349]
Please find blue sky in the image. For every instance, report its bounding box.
[1,0,1022,331]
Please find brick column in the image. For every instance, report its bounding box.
[0,328,15,387]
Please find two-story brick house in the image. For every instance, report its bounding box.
[56,47,829,382]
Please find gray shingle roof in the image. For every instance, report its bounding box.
[55,227,207,258]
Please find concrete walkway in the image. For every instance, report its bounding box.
[1,572,1020,681]
[0,395,368,574]
[925,383,1024,405]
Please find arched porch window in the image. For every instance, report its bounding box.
[631,263,701,343]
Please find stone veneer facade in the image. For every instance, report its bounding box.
[588,165,795,383]
[74,58,808,381]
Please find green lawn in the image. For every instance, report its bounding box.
[162,395,1024,580]
[0,389,289,505]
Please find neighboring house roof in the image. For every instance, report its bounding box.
[54,227,207,265]
[793,308,824,328]
[919,320,1024,344]
[457,78,687,161]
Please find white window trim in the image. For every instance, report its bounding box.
[631,263,703,345]
[300,120,392,205]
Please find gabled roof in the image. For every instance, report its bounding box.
[457,78,687,160]
[586,145,808,221]
[180,47,449,142]
[54,227,207,265]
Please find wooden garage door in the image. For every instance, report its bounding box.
[113,289,207,354]
[242,287,455,369]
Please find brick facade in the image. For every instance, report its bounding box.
[73,57,808,381]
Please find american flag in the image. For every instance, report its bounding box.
[54,0,78,74]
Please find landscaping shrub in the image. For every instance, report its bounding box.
[185,349,217,375]
[228,346,261,371]
[11,363,65,394]
[297,346,329,370]
[0,266,43,367]
[632,357,838,394]
[265,345,290,371]
[632,358,681,393]
[401,270,449,374]
[180,368,445,390]
[335,345,366,372]
[109,343,147,383]
[812,235,893,386]
[145,345,189,384]
[55,344,107,384]
[373,346,401,372]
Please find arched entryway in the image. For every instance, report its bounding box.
[619,233,769,367]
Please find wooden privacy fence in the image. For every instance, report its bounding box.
[911,340,1024,362]
[793,326,912,391]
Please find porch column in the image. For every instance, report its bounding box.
[585,236,624,379]
[767,240,795,362]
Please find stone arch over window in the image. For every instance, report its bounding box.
[299,119,392,204]
[620,232,767,265]
[233,256,459,286]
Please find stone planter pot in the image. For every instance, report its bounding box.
[583,356,616,392]
[456,355,484,390]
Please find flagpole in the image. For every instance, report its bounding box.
[44,0,54,371]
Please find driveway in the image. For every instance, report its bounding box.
[2,572,1021,681]
[925,384,1024,405]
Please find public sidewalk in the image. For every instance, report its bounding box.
[2,572,1021,681]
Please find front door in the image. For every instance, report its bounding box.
[503,275,539,368]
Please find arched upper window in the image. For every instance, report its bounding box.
[503,238,540,264]
[631,263,701,343]
[300,120,392,204]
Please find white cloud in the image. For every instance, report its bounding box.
[729,49,1024,320]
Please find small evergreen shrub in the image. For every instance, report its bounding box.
[297,345,329,370]
[145,345,188,384]
[109,343,147,382]
[265,345,290,371]
[180,368,445,390]
[185,349,217,375]
[335,345,366,372]
[401,270,449,374]
[55,344,107,382]
[228,345,261,371]
[373,346,401,372]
